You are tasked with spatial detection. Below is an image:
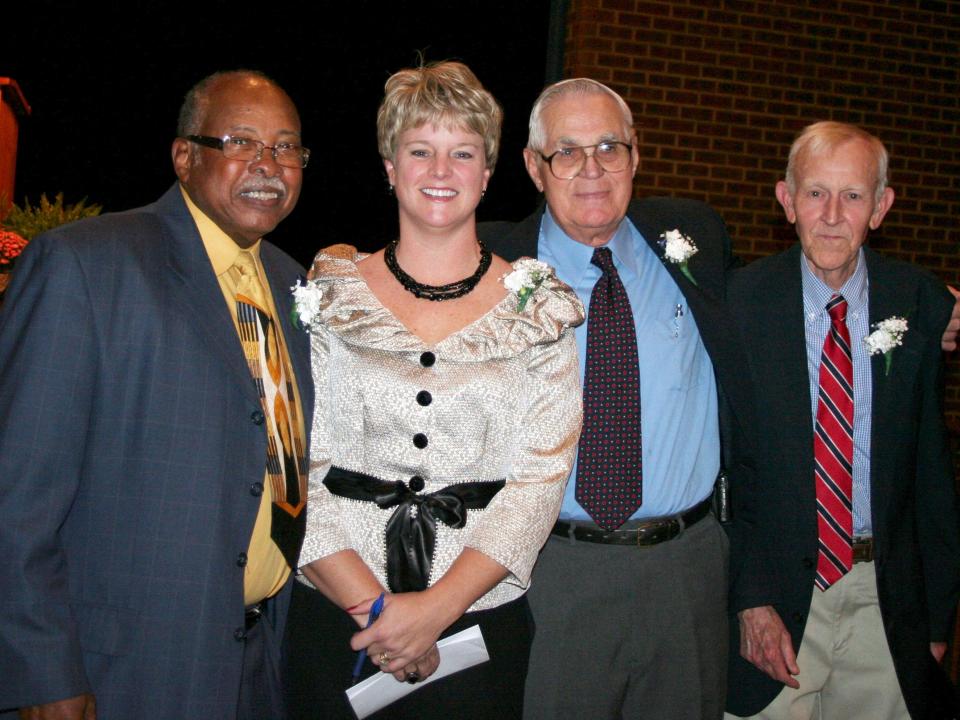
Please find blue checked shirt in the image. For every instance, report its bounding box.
[801,249,873,536]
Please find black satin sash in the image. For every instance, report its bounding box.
[323,466,505,593]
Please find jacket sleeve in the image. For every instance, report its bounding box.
[0,234,96,708]
[914,281,960,641]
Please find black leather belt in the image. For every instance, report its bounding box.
[551,498,712,546]
[245,601,264,631]
[853,537,874,563]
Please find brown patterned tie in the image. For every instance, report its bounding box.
[575,247,642,530]
[234,251,307,568]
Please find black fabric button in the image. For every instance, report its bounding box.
[419,352,436,367]
[234,628,246,641]
[251,410,265,425]
[237,552,248,567]
[250,482,264,497]
[802,557,814,569]
[413,433,428,449]
[416,390,432,406]
[792,612,804,624]
[409,475,425,492]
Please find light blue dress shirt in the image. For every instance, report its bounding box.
[537,208,720,521]
[801,248,873,536]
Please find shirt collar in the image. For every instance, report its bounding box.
[540,206,636,282]
[801,246,868,318]
[180,185,261,276]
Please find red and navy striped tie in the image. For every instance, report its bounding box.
[813,294,854,591]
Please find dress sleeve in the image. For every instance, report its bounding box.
[298,325,352,567]
[464,329,582,586]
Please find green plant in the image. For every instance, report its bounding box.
[2,193,102,240]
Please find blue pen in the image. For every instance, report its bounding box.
[350,592,386,685]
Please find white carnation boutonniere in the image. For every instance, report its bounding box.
[502,259,553,312]
[863,316,907,376]
[660,228,699,286]
[290,276,323,332]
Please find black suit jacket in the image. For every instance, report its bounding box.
[0,185,313,718]
[725,244,960,718]
[481,197,757,481]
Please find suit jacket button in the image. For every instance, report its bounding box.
[251,410,265,425]
[250,482,264,497]
[409,475,425,492]
[802,557,814,569]
[237,552,248,567]
[234,628,246,641]
[792,612,804,624]
[413,433,428,449]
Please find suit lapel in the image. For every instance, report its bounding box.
[864,248,925,528]
[761,246,815,475]
[154,185,260,401]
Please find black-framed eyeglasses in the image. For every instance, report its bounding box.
[540,141,633,180]
[185,134,310,169]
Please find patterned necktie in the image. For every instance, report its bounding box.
[575,247,642,531]
[814,294,854,590]
[234,251,307,568]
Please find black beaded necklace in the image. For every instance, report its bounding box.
[384,238,492,301]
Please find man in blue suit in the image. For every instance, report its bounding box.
[0,70,312,719]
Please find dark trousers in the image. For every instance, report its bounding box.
[285,581,533,720]
[238,600,286,720]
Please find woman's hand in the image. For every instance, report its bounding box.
[348,548,508,680]
[350,590,454,676]
[396,644,441,683]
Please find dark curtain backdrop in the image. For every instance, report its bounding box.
[4,1,552,266]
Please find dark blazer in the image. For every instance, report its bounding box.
[0,185,313,719]
[481,197,757,478]
[725,243,960,718]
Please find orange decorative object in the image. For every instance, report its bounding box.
[0,78,31,220]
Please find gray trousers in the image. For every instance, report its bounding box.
[523,513,729,720]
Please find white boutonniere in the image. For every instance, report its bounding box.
[864,316,907,375]
[502,259,553,311]
[660,228,698,286]
[290,276,323,332]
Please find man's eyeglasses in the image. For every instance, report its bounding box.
[185,134,310,169]
[540,141,633,180]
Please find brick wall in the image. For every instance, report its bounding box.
[562,0,960,427]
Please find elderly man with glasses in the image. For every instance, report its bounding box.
[481,77,751,720]
[0,70,311,720]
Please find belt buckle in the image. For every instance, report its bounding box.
[245,602,264,630]
[852,537,874,563]
[635,518,681,546]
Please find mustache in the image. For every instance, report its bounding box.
[238,177,286,195]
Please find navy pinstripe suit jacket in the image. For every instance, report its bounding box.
[0,184,312,718]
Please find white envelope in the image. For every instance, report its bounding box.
[345,625,489,719]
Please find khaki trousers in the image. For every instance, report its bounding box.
[726,562,909,720]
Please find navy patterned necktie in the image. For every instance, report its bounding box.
[575,247,642,530]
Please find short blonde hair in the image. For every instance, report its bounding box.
[376,61,503,171]
[786,121,889,203]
